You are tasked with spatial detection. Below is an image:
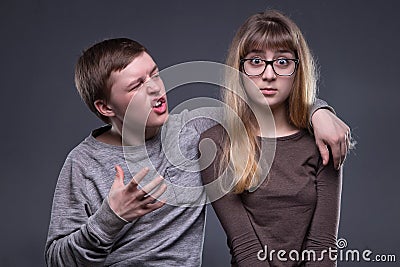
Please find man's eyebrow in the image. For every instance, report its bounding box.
[150,65,159,74]
[125,77,138,88]
[125,77,141,89]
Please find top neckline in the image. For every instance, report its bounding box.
[258,129,307,142]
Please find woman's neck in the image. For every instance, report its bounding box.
[253,103,299,138]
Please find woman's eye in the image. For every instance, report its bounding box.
[276,59,289,65]
[250,58,263,65]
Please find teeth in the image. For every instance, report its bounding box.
[154,101,162,108]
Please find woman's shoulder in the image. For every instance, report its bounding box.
[273,129,321,164]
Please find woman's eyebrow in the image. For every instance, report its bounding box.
[246,49,294,55]
[247,49,265,54]
[276,49,293,54]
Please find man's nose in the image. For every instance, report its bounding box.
[145,78,161,94]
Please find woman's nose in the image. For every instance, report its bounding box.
[262,64,276,81]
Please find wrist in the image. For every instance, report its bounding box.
[106,196,129,223]
[310,107,333,129]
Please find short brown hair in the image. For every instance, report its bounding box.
[74,38,147,123]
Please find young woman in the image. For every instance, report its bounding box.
[200,10,346,266]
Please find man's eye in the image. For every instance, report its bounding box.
[130,81,143,91]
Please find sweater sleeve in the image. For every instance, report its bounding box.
[309,98,336,130]
[199,127,270,267]
[304,158,342,266]
[45,155,128,267]
[310,98,335,117]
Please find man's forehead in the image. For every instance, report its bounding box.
[118,53,156,72]
[109,53,158,86]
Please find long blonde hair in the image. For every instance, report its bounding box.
[221,10,318,193]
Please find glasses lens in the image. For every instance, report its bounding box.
[243,59,266,76]
[273,59,296,76]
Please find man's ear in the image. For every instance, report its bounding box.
[94,99,115,118]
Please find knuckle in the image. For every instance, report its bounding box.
[135,210,145,217]
[330,137,340,144]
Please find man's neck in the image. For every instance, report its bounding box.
[95,127,122,146]
[95,125,160,146]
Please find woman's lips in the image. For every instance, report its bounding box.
[260,88,277,96]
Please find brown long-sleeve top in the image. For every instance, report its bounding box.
[200,125,342,267]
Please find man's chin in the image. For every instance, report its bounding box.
[149,112,169,126]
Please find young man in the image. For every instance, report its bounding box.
[45,38,350,266]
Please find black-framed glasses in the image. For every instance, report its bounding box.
[240,58,299,77]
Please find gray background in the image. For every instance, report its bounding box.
[0,0,399,266]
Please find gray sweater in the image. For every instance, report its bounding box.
[45,109,215,267]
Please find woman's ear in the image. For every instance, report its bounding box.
[94,99,115,118]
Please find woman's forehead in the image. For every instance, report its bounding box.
[243,43,295,56]
[243,32,295,55]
